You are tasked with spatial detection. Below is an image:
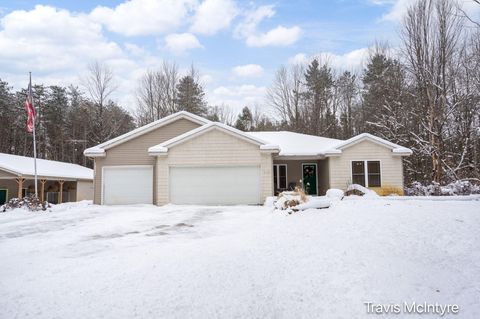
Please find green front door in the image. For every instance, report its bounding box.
[0,189,7,205]
[302,164,317,195]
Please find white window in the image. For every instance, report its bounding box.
[351,160,381,187]
[273,164,287,189]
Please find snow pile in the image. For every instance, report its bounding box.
[274,191,307,211]
[346,184,380,198]
[272,189,332,213]
[294,197,331,210]
[326,188,344,200]
[263,196,277,207]
[405,180,480,196]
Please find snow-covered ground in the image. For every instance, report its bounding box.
[1,197,479,318]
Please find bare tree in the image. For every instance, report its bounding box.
[266,64,304,131]
[135,61,179,125]
[82,61,117,114]
[207,104,236,125]
[401,0,465,182]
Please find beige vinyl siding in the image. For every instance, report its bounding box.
[93,118,201,204]
[0,179,17,201]
[76,180,94,201]
[328,140,404,191]
[318,159,330,195]
[156,129,273,205]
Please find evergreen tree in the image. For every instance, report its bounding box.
[303,59,334,136]
[43,86,68,161]
[175,75,207,116]
[361,53,410,139]
[234,106,254,131]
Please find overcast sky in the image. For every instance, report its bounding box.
[1,0,479,115]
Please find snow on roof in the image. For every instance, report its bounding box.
[247,131,412,156]
[149,122,279,155]
[84,111,210,157]
[0,153,93,180]
[325,133,413,155]
[246,131,343,156]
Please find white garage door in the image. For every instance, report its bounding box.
[103,166,153,205]
[170,166,261,205]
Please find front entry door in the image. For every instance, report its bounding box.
[0,189,7,205]
[302,164,317,195]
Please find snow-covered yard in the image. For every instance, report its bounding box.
[1,197,479,318]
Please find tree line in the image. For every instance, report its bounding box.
[0,62,135,167]
[265,0,480,185]
[0,0,478,187]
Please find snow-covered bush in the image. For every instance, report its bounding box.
[1,195,50,212]
[273,187,331,213]
[274,189,307,211]
[405,180,480,196]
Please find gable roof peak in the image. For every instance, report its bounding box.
[84,111,210,157]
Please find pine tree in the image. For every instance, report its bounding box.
[362,53,410,138]
[175,75,207,116]
[303,59,334,136]
[235,107,254,131]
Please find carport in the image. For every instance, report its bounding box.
[0,153,93,205]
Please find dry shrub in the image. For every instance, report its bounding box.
[294,186,307,202]
[285,199,300,207]
[370,186,404,196]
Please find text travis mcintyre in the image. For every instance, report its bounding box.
[364,301,459,316]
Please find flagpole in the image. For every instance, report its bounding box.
[30,72,38,198]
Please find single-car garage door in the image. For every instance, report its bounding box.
[103,166,153,205]
[170,166,261,205]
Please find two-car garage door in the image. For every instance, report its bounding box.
[102,165,261,205]
[169,166,261,205]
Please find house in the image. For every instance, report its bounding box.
[84,111,412,205]
[0,153,93,205]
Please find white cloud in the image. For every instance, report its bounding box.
[0,5,123,73]
[287,48,369,71]
[190,0,237,35]
[232,64,264,77]
[200,74,214,85]
[90,0,196,36]
[124,43,147,57]
[381,0,480,23]
[246,25,301,47]
[234,5,275,38]
[367,0,395,5]
[164,33,203,54]
[210,84,266,112]
[0,5,168,113]
[288,53,308,65]
[380,0,416,22]
[234,5,301,47]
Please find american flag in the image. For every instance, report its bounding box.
[25,83,36,133]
